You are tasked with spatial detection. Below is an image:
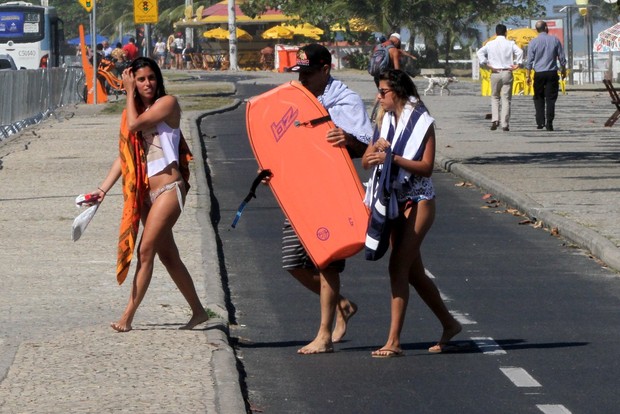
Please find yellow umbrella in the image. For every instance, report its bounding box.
[203,27,228,40]
[484,27,538,48]
[281,23,323,40]
[203,27,253,41]
[261,25,295,40]
[235,28,253,41]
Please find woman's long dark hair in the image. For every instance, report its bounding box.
[129,57,166,105]
[378,69,422,103]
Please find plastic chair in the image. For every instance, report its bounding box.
[559,69,569,95]
[512,69,526,96]
[480,68,491,96]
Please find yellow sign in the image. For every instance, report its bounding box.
[78,0,93,13]
[134,0,159,24]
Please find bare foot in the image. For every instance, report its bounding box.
[110,321,132,332]
[332,300,358,343]
[297,338,334,355]
[179,311,210,330]
[428,321,462,353]
[371,347,403,358]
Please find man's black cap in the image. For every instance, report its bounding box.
[288,43,331,72]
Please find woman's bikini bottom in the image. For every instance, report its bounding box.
[148,180,184,212]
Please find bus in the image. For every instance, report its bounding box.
[0,1,64,69]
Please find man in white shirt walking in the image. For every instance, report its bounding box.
[477,24,523,132]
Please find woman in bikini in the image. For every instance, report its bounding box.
[91,57,209,332]
[362,69,461,357]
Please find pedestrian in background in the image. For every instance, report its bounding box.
[122,37,139,62]
[260,43,274,71]
[166,33,176,69]
[476,24,523,132]
[526,20,567,131]
[88,57,209,332]
[110,42,127,75]
[102,40,113,58]
[371,33,416,87]
[154,37,167,68]
[173,33,185,70]
[182,43,195,69]
[362,69,461,358]
[369,33,418,121]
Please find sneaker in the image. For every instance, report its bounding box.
[490,121,499,131]
[546,123,554,131]
[537,125,544,129]
[502,127,510,131]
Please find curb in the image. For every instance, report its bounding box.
[186,94,247,414]
[436,154,620,273]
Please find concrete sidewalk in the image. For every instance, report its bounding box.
[0,98,245,413]
[0,69,618,413]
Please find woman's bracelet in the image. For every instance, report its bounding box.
[98,187,108,194]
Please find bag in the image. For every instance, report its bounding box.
[367,44,394,77]
[365,146,398,261]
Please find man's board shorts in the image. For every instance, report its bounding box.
[281,219,345,272]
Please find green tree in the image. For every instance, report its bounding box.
[241,0,545,68]
[49,0,90,40]
[50,0,215,43]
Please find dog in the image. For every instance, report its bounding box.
[423,75,458,96]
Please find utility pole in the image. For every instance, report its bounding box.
[185,0,194,51]
[92,0,97,104]
[228,0,238,71]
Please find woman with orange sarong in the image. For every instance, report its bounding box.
[89,57,209,332]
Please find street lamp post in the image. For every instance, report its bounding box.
[557,2,600,84]
[557,5,575,85]
[576,0,595,84]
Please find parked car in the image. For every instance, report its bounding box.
[0,54,17,70]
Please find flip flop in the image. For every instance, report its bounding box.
[371,348,403,358]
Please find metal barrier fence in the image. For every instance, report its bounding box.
[0,67,83,142]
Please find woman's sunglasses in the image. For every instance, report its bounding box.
[378,88,393,98]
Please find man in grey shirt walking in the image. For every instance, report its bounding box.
[525,20,567,131]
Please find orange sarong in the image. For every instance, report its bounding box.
[116,109,192,285]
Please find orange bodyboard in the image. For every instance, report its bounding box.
[246,81,369,269]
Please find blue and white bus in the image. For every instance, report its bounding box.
[0,1,63,69]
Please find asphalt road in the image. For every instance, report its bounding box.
[200,82,620,414]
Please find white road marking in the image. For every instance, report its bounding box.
[427,268,571,413]
[450,310,477,325]
[471,337,506,355]
[500,367,542,387]
[536,404,572,414]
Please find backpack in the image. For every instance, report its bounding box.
[367,44,394,77]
